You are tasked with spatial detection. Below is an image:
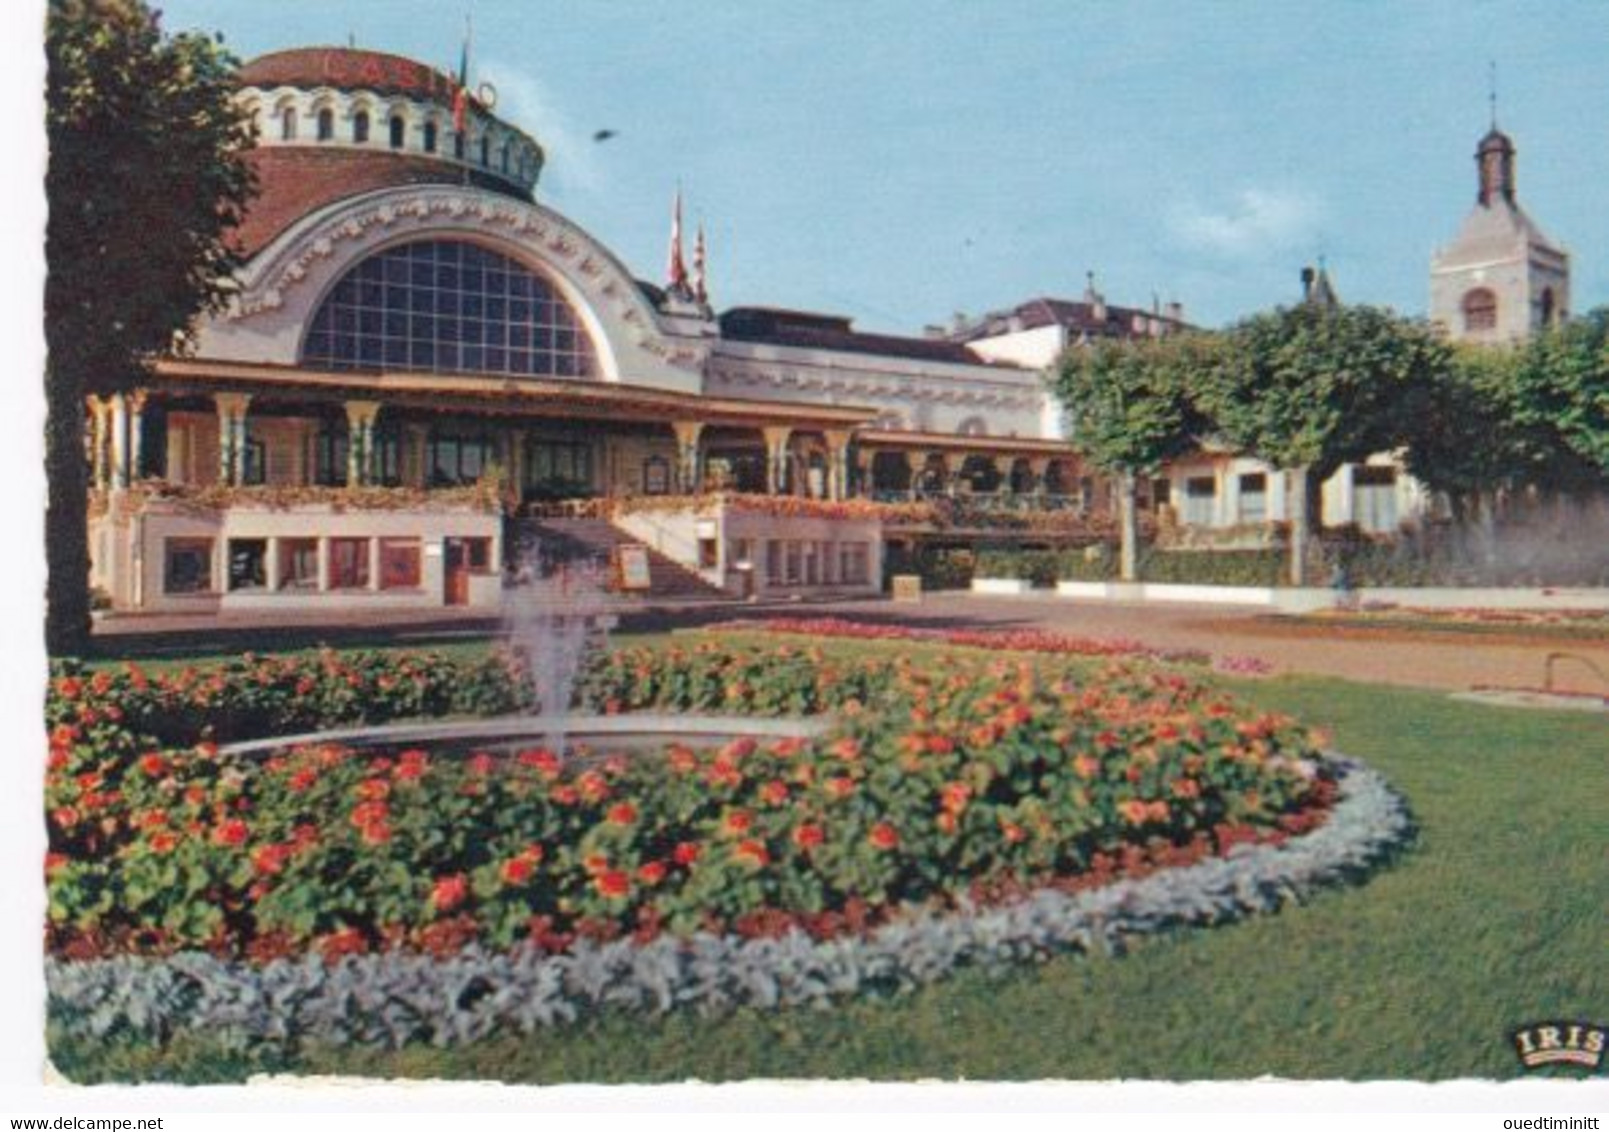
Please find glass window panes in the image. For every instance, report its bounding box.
[165,539,213,594]
[329,538,370,589]
[302,240,598,379]
[279,539,319,589]
[380,539,422,589]
[228,539,267,591]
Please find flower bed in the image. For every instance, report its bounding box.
[49,644,1324,963]
[713,617,1211,665]
[46,755,1409,1050]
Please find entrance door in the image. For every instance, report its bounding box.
[443,538,470,605]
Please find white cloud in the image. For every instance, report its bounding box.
[477,59,602,197]
[1167,188,1322,257]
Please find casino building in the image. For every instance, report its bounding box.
[87,46,1176,616]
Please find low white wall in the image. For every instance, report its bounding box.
[1050,582,1609,612]
[971,578,1034,595]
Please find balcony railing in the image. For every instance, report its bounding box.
[98,480,508,517]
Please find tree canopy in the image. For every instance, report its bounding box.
[47,0,256,387]
[44,0,255,655]
[1051,333,1212,477]
[1198,302,1451,485]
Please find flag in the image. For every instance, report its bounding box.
[693,222,708,304]
[667,190,689,291]
[452,22,471,133]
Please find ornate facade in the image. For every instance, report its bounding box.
[87,46,1114,616]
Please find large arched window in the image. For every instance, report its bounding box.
[316,107,334,141]
[423,120,438,153]
[302,239,599,379]
[280,107,297,141]
[1462,287,1498,333]
[353,110,370,144]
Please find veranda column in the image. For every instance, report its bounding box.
[851,447,873,499]
[990,455,1011,497]
[761,426,793,495]
[344,400,381,487]
[127,391,147,483]
[108,392,129,490]
[405,424,429,489]
[671,421,705,495]
[88,396,109,491]
[213,393,252,486]
[1028,456,1051,498]
[823,429,852,501]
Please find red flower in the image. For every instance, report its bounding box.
[791,823,825,850]
[867,822,899,851]
[577,770,611,803]
[733,839,770,868]
[667,745,698,773]
[517,748,560,776]
[829,738,861,762]
[672,841,701,866]
[148,830,179,854]
[549,785,580,806]
[936,812,958,834]
[501,856,535,885]
[606,801,639,826]
[355,778,390,800]
[1073,755,1101,780]
[431,874,469,912]
[722,809,754,836]
[1119,799,1150,825]
[44,852,68,875]
[252,843,293,876]
[825,776,857,800]
[137,753,168,778]
[940,782,971,815]
[637,861,667,886]
[594,870,631,898]
[466,752,496,776]
[54,676,82,700]
[212,819,249,847]
[760,780,790,806]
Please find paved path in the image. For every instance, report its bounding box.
[95,593,1609,698]
[701,594,1609,698]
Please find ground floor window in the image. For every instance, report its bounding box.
[427,430,495,486]
[1238,473,1268,523]
[164,538,213,594]
[380,538,422,589]
[643,455,671,495]
[329,537,370,589]
[1151,477,1172,513]
[279,538,319,590]
[525,439,594,498]
[1353,465,1398,532]
[1182,476,1217,525]
[227,538,267,591]
[462,537,493,573]
[840,542,870,585]
[765,540,783,586]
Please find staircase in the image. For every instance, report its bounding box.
[510,518,733,602]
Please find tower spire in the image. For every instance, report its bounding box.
[667,187,689,294]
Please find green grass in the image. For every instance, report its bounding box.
[48,639,1608,1083]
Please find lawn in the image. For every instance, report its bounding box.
[48,633,1607,1083]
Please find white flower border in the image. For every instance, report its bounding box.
[46,755,1413,1052]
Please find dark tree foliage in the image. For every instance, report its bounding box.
[45,0,255,655]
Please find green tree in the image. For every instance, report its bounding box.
[1200,303,1451,584]
[1404,316,1608,520]
[1052,334,1213,580]
[45,0,255,655]
[1507,307,1609,484]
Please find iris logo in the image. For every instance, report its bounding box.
[1511,1020,1606,1070]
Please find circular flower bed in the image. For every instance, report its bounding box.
[44,641,1413,1047]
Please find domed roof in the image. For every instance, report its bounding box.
[1477,125,1515,155]
[229,148,530,260]
[240,47,462,105]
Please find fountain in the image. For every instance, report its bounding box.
[218,540,829,760]
[501,549,616,754]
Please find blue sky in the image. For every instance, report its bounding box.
[145,1,1609,334]
[72,1,1609,331]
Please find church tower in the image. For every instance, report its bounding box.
[1430,120,1569,342]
